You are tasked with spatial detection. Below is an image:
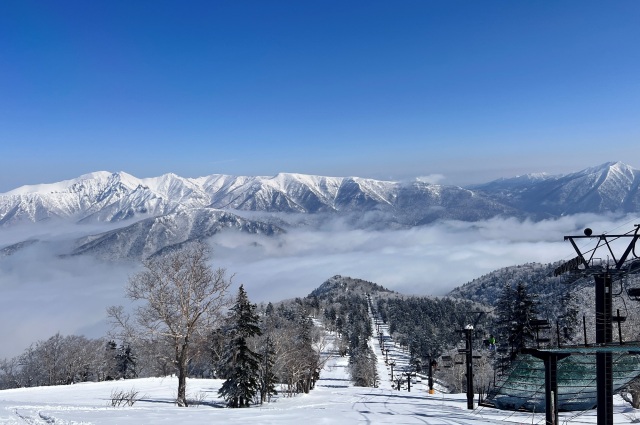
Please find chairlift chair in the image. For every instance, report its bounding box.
[628,287,640,301]
[441,355,453,369]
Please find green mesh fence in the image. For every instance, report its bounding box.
[485,352,640,412]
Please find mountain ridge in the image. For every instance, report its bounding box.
[470,161,640,216]
[4,162,638,226]
[0,169,517,227]
[70,208,284,260]
[3,161,640,260]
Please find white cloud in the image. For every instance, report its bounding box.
[1,212,637,359]
[415,174,446,184]
[0,245,137,359]
[212,212,637,301]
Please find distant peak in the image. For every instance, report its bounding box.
[78,171,115,180]
[308,275,394,299]
[515,172,551,180]
[573,161,633,176]
[608,161,631,170]
[3,171,116,195]
[596,160,627,169]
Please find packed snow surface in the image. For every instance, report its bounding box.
[1,325,636,424]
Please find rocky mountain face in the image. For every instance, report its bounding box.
[3,162,638,228]
[470,161,640,217]
[70,208,284,260]
[2,161,639,260]
[0,171,516,227]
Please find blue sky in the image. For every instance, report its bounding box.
[1,1,639,192]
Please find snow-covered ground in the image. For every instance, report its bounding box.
[1,326,638,424]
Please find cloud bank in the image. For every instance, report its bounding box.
[1,212,637,358]
[213,213,635,302]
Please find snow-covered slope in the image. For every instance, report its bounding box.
[308,275,397,299]
[0,170,516,227]
[71,208,283,260]
[0,172,209,226]
[471,161,640,216]
[5,162,639,229]
[3,162,640,260]
[0,326,627,424]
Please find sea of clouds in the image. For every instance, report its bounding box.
[1,212,638,359]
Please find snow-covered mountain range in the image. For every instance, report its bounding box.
[0,170,512,226]
[1,161,639,259]
[469,161,640,218]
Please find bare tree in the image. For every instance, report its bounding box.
[108,242,232,407]
[0,357,21,389]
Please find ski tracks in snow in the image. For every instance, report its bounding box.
[10,407,90,425]
[13,408,53,425]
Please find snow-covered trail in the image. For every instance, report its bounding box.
[296,332,498,425]
[0,356,493,425]
[0,323,633,424]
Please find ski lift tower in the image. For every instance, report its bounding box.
[457,312,485,410]
[554,224,640,425]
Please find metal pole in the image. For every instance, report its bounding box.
[465,328,474,410]
[428,359,435,394]
[544,354,560,425]
[524,348,570,425]
[617,309,623,345]
[595,273,613,425]
[559,229,639,425]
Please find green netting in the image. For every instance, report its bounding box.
[485,353,640,412]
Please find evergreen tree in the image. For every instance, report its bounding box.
[494,282,538,356]
[295,315,317,393]
[104,340,118,380]
[349,338,378,387]
[259,335,278,404]
[116,343,137,379]
[104,341,137,380]
[494,284,514,351]
[265,302,274,316]
[218,285,263,407]
[559,288,581,344]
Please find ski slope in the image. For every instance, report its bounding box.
[0,325,637,424]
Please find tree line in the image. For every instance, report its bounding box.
[5,244,640,408]
[0,242,328,408]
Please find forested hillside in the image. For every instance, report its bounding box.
[309,268,640,397]
[5,256,640,404]
[447,262,589,319]
[308,275,493,388]
[448,260,640,348]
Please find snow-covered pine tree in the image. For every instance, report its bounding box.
[218,285,263,408]
[349,337,378,387]
[104,341,137,380]
[494,282,538,357]
[116,343,137,379]
[259,335,278,404]
[294,315,317,393]
[104,340,118,380]
[558,287,581,345]
[265,301,274,316]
